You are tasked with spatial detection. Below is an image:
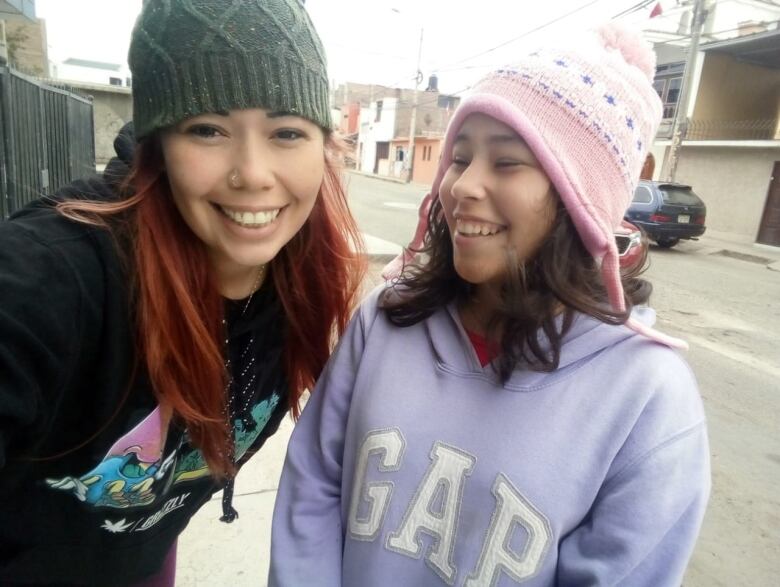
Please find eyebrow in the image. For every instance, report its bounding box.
[205,110,297,119]
[266,111,297,119]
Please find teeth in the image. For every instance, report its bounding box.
[456,219,502,236]
[220,206,281,227]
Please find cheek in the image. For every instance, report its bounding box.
[438,174,457,226]
[287,148,325,203]
[162,144,217,208]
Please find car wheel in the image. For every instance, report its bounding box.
[656,238,679,249]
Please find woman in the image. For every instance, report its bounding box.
[269,23,710,587]
[0,0,364,585]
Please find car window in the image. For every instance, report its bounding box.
[633,185,653,204]
[660,186,703,206]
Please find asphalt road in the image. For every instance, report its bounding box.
[345,171,780,587]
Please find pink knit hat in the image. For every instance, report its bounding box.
[385,23,686,349]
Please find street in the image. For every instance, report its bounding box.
[179,172,779,586]
[343,172,780,587]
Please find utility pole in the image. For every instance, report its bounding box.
[664,0,707,182]
[405,28,423,183]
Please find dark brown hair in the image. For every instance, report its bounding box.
[381,196,651,382]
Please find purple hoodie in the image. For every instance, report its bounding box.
[269,287,710,586]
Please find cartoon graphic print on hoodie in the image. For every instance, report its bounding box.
[269,287,710,587]
[0,123,288,586]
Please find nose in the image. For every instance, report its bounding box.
[230,135,275,192]
[449,159,488,202]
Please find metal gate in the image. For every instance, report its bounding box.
[0,66,95,219]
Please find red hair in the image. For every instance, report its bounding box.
[58,135,365,477]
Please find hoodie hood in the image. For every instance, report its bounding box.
[425,302,659,391]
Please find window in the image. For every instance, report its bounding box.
[664,77,682,118]
[633,186,653,204]
[660,186,703,206]
[395,147,404,162]
[652,64,684,120]
[422,145,432,161]
[109,77,122,86]
[375,100,383,122]
[653,79,665,99]
[437,95,458,109]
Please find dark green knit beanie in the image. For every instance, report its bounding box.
[129,0,332,139]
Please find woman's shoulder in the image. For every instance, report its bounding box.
[1,197,127,307]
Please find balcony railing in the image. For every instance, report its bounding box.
[685,118,779,141]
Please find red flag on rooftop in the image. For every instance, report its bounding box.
[650,2,663,18]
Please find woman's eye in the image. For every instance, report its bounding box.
[186,125,221,139]
[496,160,520,168]
[275,129,305,141]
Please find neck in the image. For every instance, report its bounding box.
[459,285,498,337]
[211,256,265,300]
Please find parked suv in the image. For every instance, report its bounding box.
[625,180,706,248]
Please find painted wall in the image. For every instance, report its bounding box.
[693,52,780,125]
[412,137,442,185]
[357,97,397,173]
[338,102,361,135]
[667,146,779,239]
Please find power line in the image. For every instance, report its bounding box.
[612,0,657,20]
[428,0,605,73]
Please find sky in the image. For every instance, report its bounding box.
[35,0,667,95]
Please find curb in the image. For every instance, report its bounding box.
[346,169,406,185]
[345,169,429,190]
[365,253,399,264]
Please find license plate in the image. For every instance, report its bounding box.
[678,214,690,224]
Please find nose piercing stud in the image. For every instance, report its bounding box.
[229,169,242,189]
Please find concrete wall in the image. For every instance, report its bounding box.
[664,146,779,239]
[693,52,780,123]
[392,89,458,140]
[4,16,46,75]
[332,82,398,108]
[53,61,130,87]
[64,81,132,165]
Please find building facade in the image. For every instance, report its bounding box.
[645,1,780,245]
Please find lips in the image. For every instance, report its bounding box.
[216,204,282,228]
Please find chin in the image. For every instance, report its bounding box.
[453,262,497,286]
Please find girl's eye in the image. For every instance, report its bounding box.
[275,129,305,141]
[496,160,521,168]
[451,157,469,167]
[186,125,221,139]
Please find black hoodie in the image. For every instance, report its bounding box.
[0,123,288,586]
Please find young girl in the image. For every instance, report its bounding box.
[269,23,710,586]
[0,1,364,585]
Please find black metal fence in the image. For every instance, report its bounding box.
[0,66,95,220]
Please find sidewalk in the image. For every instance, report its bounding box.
[676,227,780,272]
[346,168,430,191]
